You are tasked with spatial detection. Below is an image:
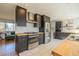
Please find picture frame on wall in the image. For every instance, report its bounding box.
[28,12,34,21]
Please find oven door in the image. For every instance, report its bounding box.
[28,37,39,50]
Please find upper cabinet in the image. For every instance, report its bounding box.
[16,6,27,26]
[34,14,42,27]
[41,15,50,28]
[34,14,41,22]
[43,15,50,22]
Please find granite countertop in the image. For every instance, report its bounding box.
[16,32,44,36]
[52,38,79,56]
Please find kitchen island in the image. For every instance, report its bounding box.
[52,34,79,56]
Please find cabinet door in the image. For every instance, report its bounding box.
[34,23,37,27]
[17,36,28,53]
[16,6,26,26]
[34,14,41,27]
[39,34,44,44]
[37,15,41,27]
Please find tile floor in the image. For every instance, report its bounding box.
[20,39,64,56]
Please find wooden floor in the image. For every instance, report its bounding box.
[0,39,17,56]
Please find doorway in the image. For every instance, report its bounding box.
[0,21,16,56]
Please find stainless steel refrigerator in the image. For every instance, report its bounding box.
[45,22,51,43]
[42,15,51,44]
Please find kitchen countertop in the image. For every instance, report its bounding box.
[61,31,79,34]
[51,34,79,56]
[16,32,44,36]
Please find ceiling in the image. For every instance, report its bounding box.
[0,3,79,20]
[0,3,16,20]
[27,3,79,20]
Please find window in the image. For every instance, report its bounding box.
[5,23,15,31]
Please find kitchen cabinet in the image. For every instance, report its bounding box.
[34,14,42,27]
[55,21,62,32]
[38,34,44,44]
[16,6,27,26]
[34,23,38,27]
[15,33,40,55]
[54,32,70,40]
[16,35,28,54]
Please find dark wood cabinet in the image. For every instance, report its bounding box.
[34,23,38,27]
[54,32,70,39]
[55,21,62,32]
[16,6,27,26]
[41,15,50,28]
[15,33,39,54]
[16,35,28,54]
[41,16,45,28]
[34,14,42,27]
[38,34,44,44]
[43,15,50,22]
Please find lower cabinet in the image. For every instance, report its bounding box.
[15,34,44,55]
[38,34,44,44]
[15,35,28,54]
[54,32,70,39]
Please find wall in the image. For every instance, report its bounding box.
[15,23,39,33]
[0,22,5,32]
[2,4,79,33]
[0,4,40,33]
[60,18,79,33]
[15,4,41,33]
[0,4,15,20]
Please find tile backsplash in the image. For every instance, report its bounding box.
[15,22,39,33]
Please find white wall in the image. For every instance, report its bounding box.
[61,18,79,33]
[15,23,39,33]
[0,4,15,20]
[0,4,40,33]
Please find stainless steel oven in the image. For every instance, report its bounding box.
[28,36,39,50]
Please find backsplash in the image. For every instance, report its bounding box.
[15,22,39,33]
